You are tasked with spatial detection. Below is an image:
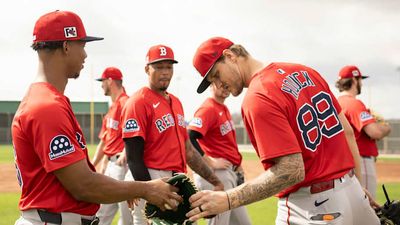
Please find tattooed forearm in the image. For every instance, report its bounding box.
[186,142,221,186]
[227,153,305,208]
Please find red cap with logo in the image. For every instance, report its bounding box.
[33,10,103,43]
[146,45,178,65]
[338,65,369,79]
[96,67,123,81]
[193,37,234,93]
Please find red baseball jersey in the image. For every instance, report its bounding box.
[11,82,99,215]
[188,98,242,166]
[242,63,355,197]
[98,92,129,156]
[121,87,188,172]
[337,95,378,157]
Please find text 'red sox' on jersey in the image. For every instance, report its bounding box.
[241,62,355,197]
[188,98,242,166]
[98,92,129,156]
[121,87,188,172]
[12,83,99,215]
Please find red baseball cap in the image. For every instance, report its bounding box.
[146,44,178,65]
[96,67,123,81]
[338,65,369,79]
[193,37,234,93]
[33,10,103,43]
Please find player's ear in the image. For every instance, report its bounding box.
[62,41,69,53]
[144,65,150,75]
[222,49,236,63]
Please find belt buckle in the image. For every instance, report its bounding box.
[90,217,100,225]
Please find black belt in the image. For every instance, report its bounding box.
[362,156,373,159]
[37,210,99,225]
[107,154,120,161]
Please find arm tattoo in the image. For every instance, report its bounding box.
[227,153,305,208]
[186,143,221,186]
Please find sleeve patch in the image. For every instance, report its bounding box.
[189,117,202,128]
[360,111,373,121]
[49,135,75,160]
[123,119,140,133]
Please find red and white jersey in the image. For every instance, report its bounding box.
[11,82,99,215]
[121,87,188,172]
[98,92,129,156]
[242,63,355,197]
[188,98,242,166]
[337,95,378,157]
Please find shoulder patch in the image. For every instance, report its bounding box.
[123,119,140,133]
[49,135,75,160]
[360,111,373,121]
[189,117,202,128]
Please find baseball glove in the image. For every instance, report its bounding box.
[377,200,400,225]
[145,174,198,225]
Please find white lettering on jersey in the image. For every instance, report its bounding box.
[49,135,75,160]
[281,71,315,99]
[189,117,202,128]
[220,120,234,136]
[107,118,119,130]
[155,113,185,133]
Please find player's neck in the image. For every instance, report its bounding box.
[340,89,357,97]
[110,87,124,102]
[212,95,226,104]
[35,58,68,94]
[243,57,265,87]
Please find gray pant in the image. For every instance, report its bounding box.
[97,159,132,225]
[360,156,377,199]
[127,168,175,225]
[194,168,252,225]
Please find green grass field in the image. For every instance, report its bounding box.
[1,145,399,225]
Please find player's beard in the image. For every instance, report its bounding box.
[356,80,361,94]
[72,72,80,79]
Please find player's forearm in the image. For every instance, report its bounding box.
[227,153,304,208]
[186,145,221,187]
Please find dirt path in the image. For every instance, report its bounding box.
[1,161,399,193]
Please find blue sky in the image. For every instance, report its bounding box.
[1,0,399,118]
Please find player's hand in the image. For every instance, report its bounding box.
[116,152,127,166]
[127,198,140,209]
[143,178,182,211]
[209,157,232,169]
[363,187,380,209]
[186,190,229,222]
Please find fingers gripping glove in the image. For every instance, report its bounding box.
[377,200,400,225]
[145,174,198,225]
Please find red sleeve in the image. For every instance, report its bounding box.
[187,106,216,137]
[347,100,376,132]
[31,104,87,173]
[243,93,301,169]
[121,97,149,140]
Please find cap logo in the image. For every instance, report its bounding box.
[352,70,359,76]
[64,27,77,38]
[159,46,167,56]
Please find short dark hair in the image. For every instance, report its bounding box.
[31,41,64,51]
[335,78,355,92]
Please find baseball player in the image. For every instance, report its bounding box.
[188,82,251,225]
[91,67,132,225]
[186,37,380,225]
[335,65,391,199]
[12,10,181,225]
[121,44,224,225]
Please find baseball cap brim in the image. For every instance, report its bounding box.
[95,78,104,81]
[197,75,211,94]
[148,58,178,65]
[361,75,369,79]
[81,36,104,42]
